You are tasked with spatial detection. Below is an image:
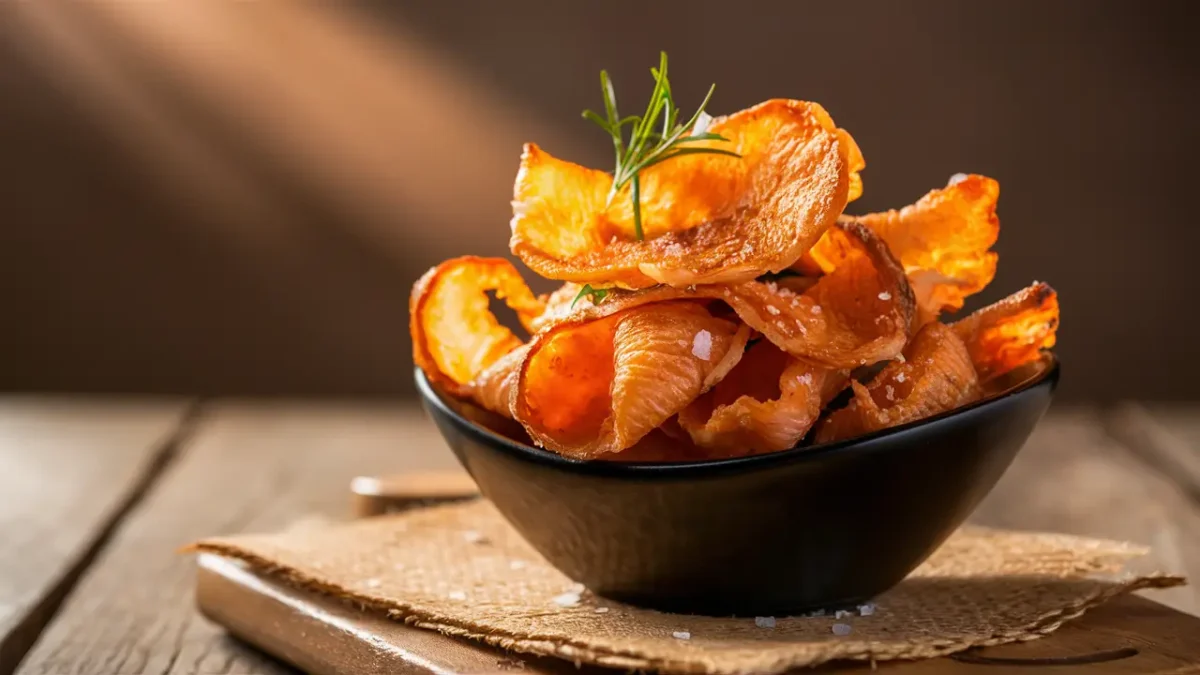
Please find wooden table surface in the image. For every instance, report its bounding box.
[1,398,1198,675]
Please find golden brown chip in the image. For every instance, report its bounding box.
[678,341,848,457]
[513,302,751,459]
[410,257,544,412]
[809,174,1000,324]
[815,322,981,444]
[952,281,1059,382]
[531,223,913,369]
[511,100,859,289]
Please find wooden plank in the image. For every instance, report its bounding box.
[196,552,1200,675]
[0,397,190,675]
[972,407,1200,616]
[14,402,458,675]
[1106,403,1200,505]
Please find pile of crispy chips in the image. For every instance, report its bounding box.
[411,100,1059,461]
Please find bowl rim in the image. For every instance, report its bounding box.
[415,355,1059,476]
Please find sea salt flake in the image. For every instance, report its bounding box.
[877,291,892,301]
[754,616,776,628]
[797,373,813,386]
[834,609,853,619]
[594,607,610,614]
[811,305,822,314]
[885,385,895,401]
[832,623,853,636]
[948,172,969,185]
[691,330,713,361]
[896,372,906,382]
[448,591,467,601]
[858,603,877,616]
[672,631,691,640]
[553,592,581,607]
[766,305,780,315]
[509,560,527,570]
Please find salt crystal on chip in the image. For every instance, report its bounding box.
[754,616,776,628]
[509,560,527,570]
[896,372,906,382]
[672,631,691,640]
[766,305,780,315]
[448,590,467,601]
[692,330,712,361]
[595,607,610,614]
[878,291,892,301]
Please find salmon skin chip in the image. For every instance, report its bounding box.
[410,257,545,415]
[952,281,1059,382]
[808,174,1000,325]
[510,100,860,289]
[530,222,914,369]
[815,322,981,444]
[514,301,751,459]
[678,340,848,457]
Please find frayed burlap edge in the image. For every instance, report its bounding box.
[190,541,1184,674]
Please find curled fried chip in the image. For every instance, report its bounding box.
[511,100,859,289]
[528,223,913,369]
[815,322,981,444]
[952,282,1059,382]
[410,257,544,413]
[678,341,848,456]
[808,174,1000,324]
[514,302,751,458]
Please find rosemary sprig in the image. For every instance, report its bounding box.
[571,284,610,309]
[582,52,740,240]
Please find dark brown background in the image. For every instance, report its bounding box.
[0,1,1195,401]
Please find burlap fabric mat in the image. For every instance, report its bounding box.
[192,500,1184,673]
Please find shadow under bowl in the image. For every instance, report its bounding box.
[415,357,1059,616]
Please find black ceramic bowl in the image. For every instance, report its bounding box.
[416,358,1059,616]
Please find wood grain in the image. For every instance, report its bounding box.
[1106,403,1200,505]
[13,402,457,675]
[0,397,190,675]
[973,407,1200,616]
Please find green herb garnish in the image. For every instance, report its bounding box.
[582,51,740,241]
[571,284,610,309]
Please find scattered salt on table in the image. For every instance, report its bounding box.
[858,603,876,616]
[672,631,691,640]
[553,592,581,607]
[754,616,776,628]
[832,623,853,636]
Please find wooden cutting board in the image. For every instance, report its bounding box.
[192,473,1200,674]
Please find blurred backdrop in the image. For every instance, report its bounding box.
[0,1,1195,401]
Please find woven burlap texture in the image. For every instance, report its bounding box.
[193,499,1184,674]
